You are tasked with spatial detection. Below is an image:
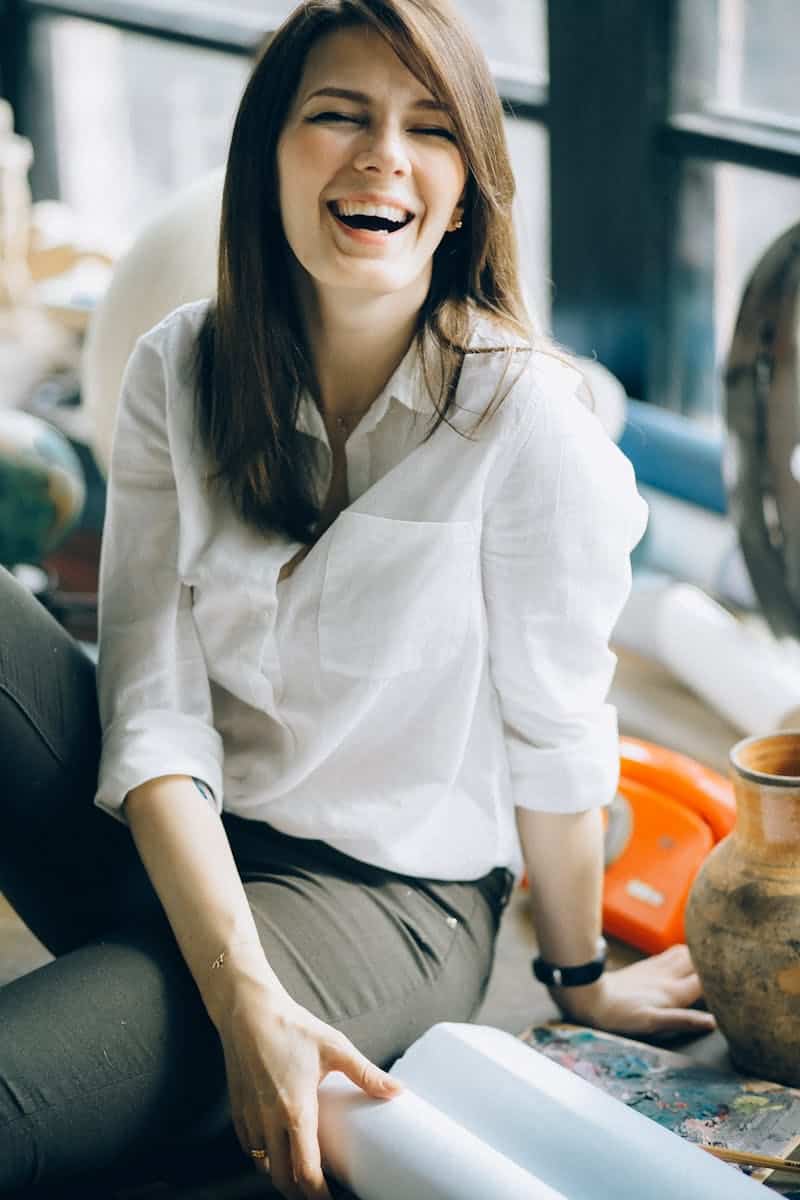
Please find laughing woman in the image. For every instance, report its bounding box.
[0,2,714,1197]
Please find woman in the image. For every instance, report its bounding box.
[0,2,715,1197]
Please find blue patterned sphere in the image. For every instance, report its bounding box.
[0,411,86,567]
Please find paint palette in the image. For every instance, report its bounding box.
[521,1024,800,1188]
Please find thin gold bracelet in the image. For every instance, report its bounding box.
[210,939,263,970]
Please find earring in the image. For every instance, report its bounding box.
[451,219,463,232]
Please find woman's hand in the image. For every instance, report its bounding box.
[122,784,401,1196]
[216,980,402,1200]
[551,944,717,1038]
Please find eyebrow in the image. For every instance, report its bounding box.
[303,86,449,112]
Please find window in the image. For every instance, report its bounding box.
[8,0,799,420]
[674,0,800,123]
[34,15,248,253]
[14,0,550,323]
[456,0,547,87]
[664,159,800,423]
[666,0,800,422]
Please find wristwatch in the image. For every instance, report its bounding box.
[532,937,608,988]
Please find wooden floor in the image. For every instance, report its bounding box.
[0,894,49,986]
[0,648,740,1195]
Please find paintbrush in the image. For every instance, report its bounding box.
[702,1145,800,1175]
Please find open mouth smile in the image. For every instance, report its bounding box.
[327,199,416,239]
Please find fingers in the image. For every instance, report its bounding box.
[228,1019,399,1199]
[264,1121,303,1200]
[664,971,704,1008]
[646,947,709,1008]
[654,944,700,978]
[260,1104,333,1200]
[239,1108,331,1200]
[625,946,708,1002]
[246,1067,339,1200]
[659,944,695,973]
[288,1095,334,1200]
[641,1006,717,1036]
[327,1034,403,1100]
[232,1101,265,1172]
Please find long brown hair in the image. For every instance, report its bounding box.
[195,0,533,543]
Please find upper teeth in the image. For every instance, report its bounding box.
[332,200,411,222]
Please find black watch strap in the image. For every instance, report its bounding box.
[532,938,607,988]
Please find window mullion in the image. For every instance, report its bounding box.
[548,0,673,401]
[1,0,27,122]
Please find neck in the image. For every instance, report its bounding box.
[294,270,430,418]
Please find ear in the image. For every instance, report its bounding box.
[447,181,468,232]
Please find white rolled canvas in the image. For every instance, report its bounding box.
[318,1023,765,1199]
[319,1071,566,1200]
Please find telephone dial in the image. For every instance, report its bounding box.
[520,737,736,956]
[603,736,736,954]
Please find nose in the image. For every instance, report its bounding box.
[352,119,410,176]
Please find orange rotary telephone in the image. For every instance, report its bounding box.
[602,737,736,954]
[520,737,736,955]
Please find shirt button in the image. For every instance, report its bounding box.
[445,916,458,929]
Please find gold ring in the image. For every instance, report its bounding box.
[249,1147,268,1161]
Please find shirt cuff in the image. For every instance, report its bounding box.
[509,705,620,813]
[94,709,224,822]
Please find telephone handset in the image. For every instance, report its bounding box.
[602,737,736,955]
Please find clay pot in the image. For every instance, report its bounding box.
[685,731,800,1086]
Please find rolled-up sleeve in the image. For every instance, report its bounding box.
[94,333,223,820]
[482,372,648,813]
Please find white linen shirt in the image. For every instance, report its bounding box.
[95,299,648,882]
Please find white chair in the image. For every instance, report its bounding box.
[82,166,224,476]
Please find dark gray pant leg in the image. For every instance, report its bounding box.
[0,565,149,954]
[0,834,507,1195]
[0,918,226,1194]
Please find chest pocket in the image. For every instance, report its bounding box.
[318,511,477,679]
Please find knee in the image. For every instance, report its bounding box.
[0,567,99,784]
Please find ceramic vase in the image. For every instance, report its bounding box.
[685,731,800,1086]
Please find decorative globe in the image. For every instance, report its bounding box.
[0,410,86,568]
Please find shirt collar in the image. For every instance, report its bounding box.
[294,313,524,441]
[294,332,434,442]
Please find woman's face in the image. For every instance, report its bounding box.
[276,25,467,302]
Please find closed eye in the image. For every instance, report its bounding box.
[308,111,363,125]
[413,127,457,142]
[307,112,457,142]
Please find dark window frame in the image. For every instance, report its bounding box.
[548,0,800,409]
[3,0,800,410]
